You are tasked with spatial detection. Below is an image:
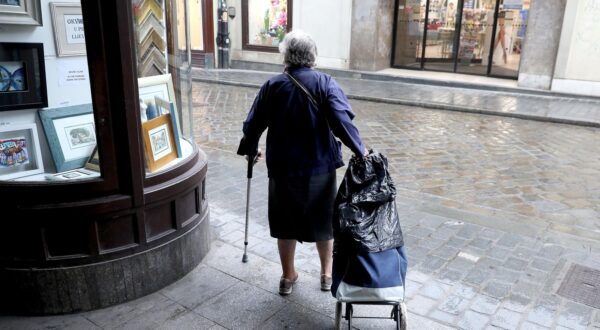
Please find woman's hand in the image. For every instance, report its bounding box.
[245,148,263,163]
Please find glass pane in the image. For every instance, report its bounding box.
[490,0,530,77]
[246,0,290,48]
[133,0,194,176]
[424,0,459,72]
[456,1,495,74]
[392,0,425,68]
[0,0,101,183]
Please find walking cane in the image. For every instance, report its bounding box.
[242,150,257,263]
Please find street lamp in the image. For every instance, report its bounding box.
[216,1,236,69]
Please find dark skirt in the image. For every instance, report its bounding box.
[268,171,337,242]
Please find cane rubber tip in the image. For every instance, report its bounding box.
[242,254,248,263]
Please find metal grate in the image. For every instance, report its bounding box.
[557,264,600,309]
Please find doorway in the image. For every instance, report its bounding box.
[392,0,531,78]
[190,0,215,68]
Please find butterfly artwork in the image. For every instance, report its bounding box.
[0,62,26,92]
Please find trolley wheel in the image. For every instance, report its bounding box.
[334,302,342,330]
[398,302,407,330]
[345,303,353,329]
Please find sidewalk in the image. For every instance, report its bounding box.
[2,75,600,329]
[193,67,600,128]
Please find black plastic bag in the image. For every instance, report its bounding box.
[334,150,404,253]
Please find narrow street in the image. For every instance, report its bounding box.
[195,81,600,329]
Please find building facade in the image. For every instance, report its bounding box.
[192,0,600,97]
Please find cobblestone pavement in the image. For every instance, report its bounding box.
[2,81,600,330]
[193,81,600,329]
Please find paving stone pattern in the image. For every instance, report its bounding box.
[193,82,600,329]
[3,80,600,329]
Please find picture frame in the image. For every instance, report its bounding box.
[242,0,292,52]
[154,96,182,157]
[38,103,96,172]
[0,123,44,180]
[49,2,86,57]
[84,144,99,171]
[142,114,177,172]
[45,167,99,181]
[0,42,48,111]
[138,74,177,112]
[0,0,42,26]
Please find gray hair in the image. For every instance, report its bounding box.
[279,30,317,67]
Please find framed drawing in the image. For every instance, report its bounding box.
[0,0,42,25]
[0,42,48,111]
[142,114,177,172]
[0,123,44,180]
[242,0,292,52]
[49,2,86,57]
[154,96,182,157]
[38,104,96,172]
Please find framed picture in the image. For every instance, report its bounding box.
[138,74,177,110]
[45,168,99,181]
[38,104,96,172]
[0,123,44,180]
[84,145,99,171]
[49,2,86,57]
[0,0,42,26]
[242,0,292,52]
[154,96,182,157]
[142,114,177,172]
[0,42,48,111]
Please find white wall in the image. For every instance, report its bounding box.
[228,0,352,69]
[0,0,92,172]
[552,0,600,96]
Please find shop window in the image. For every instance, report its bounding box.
[392,0,531,78]
[0,1,101,182]
[132,0,195,177]
[242,0,292,52]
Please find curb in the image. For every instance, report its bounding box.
[193,77,600,128]
[228,60,600,102]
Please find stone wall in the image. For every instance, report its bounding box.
[518,0,567,90]
[349,0,395,71]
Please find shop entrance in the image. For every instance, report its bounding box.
[392,0,530,78]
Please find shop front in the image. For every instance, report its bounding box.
[392,0,531,79]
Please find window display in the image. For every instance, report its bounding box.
[393,0,531,78]
[133,0,194,175]
[242,0,292,51]
[0,0,99,182]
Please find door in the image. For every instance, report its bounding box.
[190,0,214,68]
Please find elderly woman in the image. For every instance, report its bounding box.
[239,30,366,295]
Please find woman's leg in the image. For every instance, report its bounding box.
[316,239,333,276]
[278,239,297,279]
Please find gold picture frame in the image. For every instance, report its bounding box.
[142,114,177,172]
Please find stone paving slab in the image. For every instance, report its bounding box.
[193,82,600,245]
[3,80,600,329]
[193,69,600,127]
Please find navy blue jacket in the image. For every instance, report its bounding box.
[242,67,365,178]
